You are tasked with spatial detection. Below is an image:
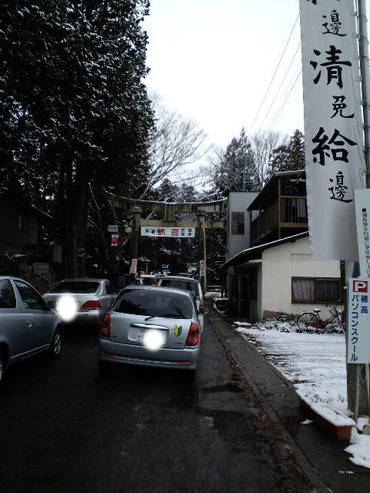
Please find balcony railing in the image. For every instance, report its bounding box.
[280,196,307,225]
[251,196,308,244]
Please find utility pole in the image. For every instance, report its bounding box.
[347,0,370,418]
[359,0,370,186]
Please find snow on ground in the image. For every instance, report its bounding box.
[232,317,370,469]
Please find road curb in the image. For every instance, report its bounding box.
[207,308,330,493]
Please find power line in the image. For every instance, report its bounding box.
[248,13,299,135]
[256,43,301,133]
[267,68,302,132]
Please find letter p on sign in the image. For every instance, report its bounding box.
[353,280,368,293]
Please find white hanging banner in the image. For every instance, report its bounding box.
[141,227,195,238]
[300,0,365,260]
[355,189,370,278]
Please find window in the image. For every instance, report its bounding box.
[292,278,342,303]
[14,280,46,310]
[17,211,29,233]
[114,290,193,319]
[0,279,16,308]
[48,280,100,294]
[106,281,117,295]
[231,212,245,235]
[160,279,200,298]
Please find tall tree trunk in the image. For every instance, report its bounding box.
[57,156,89,278]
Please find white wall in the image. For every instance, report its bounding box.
[226,192,258,260]
[260,237,341,318]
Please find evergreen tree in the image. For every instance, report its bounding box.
[212,128,257,196]
[0,1,153,276]
[269,130,305,174]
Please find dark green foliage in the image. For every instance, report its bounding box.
[0,1,153,276]
[212,128,257,196]
[269,129,305,174]
[211,128,305,199]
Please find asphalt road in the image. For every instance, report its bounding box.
[0,315,314,493]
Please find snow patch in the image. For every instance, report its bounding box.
[238,319,370,469]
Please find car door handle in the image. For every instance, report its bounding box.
[27,320,33,328]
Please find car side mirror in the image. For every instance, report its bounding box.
[199,307,208,315]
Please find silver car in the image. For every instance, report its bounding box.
[43,278,118,328]
[98,286,202,382]
[0,276,63,385]
[157,276,205,328]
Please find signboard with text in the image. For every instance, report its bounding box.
[111,234,119,247]
[355,189,370,278]
[108,225,119,233]
[300,0,364,260]
[199,260,205,277]
[130,259,138,275]
[348,278,370,364]
[141,227,195,238]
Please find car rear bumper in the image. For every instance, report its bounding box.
[61,310,105,328]
[98,338,200,370]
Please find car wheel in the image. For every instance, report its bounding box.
[49,328,62,359]
[0,349,7,385]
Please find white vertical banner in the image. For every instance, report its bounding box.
[199,260,205,277]
[354,189,370,277]
[300,0,365,260]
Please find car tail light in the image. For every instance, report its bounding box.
[199,298,204,309]
[100,314,111,338]
[80,300,102,311]
[185,322,200,346]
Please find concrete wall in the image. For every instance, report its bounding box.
[226,192,258,260]
[260,236,341,319]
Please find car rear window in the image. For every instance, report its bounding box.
[140,277,157,285]
[48,281,100,294]
[160,279,199,297]
[0,279,16,308]
[113,290,193,319]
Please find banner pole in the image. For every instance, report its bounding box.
[358,0,370,185]
[357,0,370,419]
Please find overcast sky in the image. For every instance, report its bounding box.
[143,0,370,150]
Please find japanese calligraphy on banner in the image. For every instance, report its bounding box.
[130,258,138,275]
[199,260,205,277]
[348,278,370,363]
[110,234,119,247]
[300,0,365,260]
[141,227,195,238]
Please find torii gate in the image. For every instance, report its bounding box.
[112,197,226,292]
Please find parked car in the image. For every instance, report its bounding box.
[0,276,63,385]
[98,286,202,382]
[138,274,159,286]
[43,278,118,328]
[157,275,205,328]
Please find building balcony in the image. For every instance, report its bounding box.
[250,195,308,245]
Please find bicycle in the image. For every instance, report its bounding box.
[297,304,344,332]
